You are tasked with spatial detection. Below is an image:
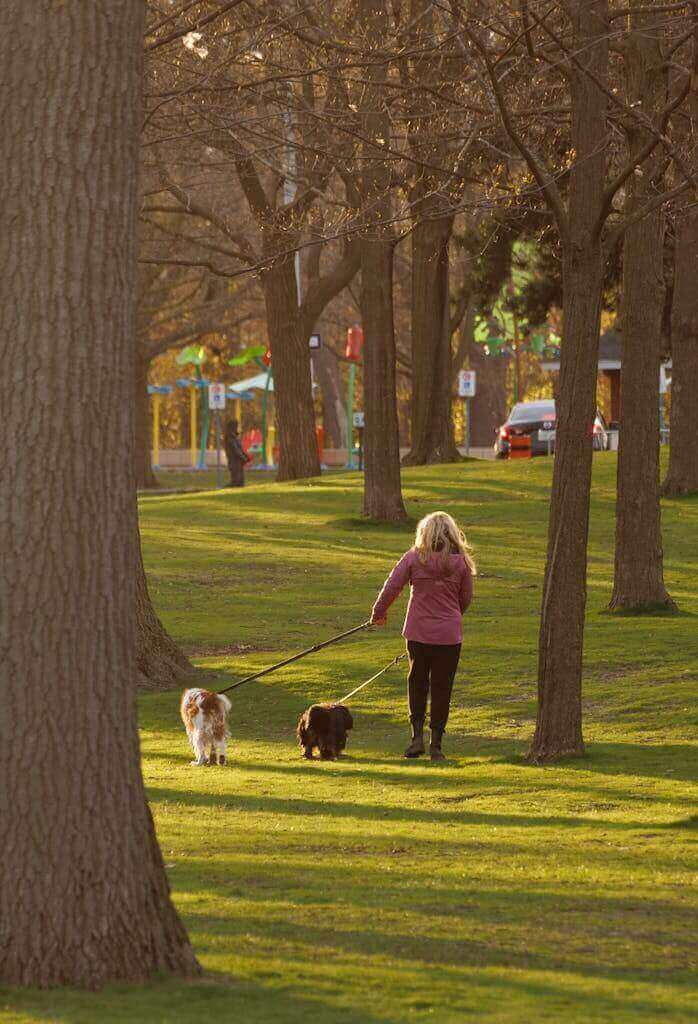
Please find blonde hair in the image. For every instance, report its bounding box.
[414,511,477,575]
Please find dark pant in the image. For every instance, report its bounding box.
[407,641,461,733]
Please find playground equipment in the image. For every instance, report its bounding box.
[147,384,173,469]
[176,345,211,469]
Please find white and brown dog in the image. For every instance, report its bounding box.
[180,688,231,766]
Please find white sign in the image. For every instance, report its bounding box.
[353,411,365,429]
[309,333,322,350]
[659,364,671,394]
[208,383,227,410]
[457,370,476,398]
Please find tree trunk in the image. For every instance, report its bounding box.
[662,210,698,496]
[315,346,347,449]
[358,0,407,522]
[403,208,461,464]
[529,2,610,764]
[262,253,320,481]
[360,238,407,520]
[135,352,159,490]
[662,43,698,497]
[137,524,194,689]
[0,0,199,986]
[610,14,675,611]
[466,319,509,448]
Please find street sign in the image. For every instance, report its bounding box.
[457,369,476,398]
[208,383,227,410]
[353,411,365,428]
[659,364,671,394]
[309,333,322,350]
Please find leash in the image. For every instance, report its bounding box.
[217,620,373,696]
[336,651,407,705]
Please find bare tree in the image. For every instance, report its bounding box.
[663,10,698,497]
[610,8,677,612]
[467,0,693,761]
[0,1,198,984]
[353,0,407,521]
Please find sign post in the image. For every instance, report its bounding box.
[353,411,365,470]
[208,383,227,488]
[457,370,476,454]
[309,333,321,389]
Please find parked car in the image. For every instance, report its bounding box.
[494,400,609,458]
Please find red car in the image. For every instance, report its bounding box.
[495,400,609,458]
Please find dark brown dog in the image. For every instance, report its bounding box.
[296,703,353,760]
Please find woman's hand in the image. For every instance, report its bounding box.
[370,614,387,626]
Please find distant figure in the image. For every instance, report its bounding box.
[223,419,250,487]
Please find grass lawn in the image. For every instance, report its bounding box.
[3,454,697,1023]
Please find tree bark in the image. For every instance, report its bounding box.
[261,253,320,481]
[662,209,698,496]
[358,0,407,522]
[403,206,461,464]
[360,238,407,520]
[610,14,675,612]
[530,2,610,764]
[0,0,199,986]
[465,317,509,448]
[662,39,698,497]
[137,525,194,689]
[315,346,347,449]
[135,352,159,490]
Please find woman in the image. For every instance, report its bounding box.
[370,511,475,761]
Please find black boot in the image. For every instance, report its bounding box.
[404,722,425,758]
[430,727,446,762]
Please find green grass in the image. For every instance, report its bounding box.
[3,454,697,1023]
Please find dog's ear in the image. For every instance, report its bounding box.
[340,705,353,730]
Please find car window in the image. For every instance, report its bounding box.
[509,401,556,423]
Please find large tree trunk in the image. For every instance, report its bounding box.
[262,253,320,481]
[529,2,609,764]
[358,0,407,522]
[360,238,407,521]
[662,210,698,496]
[135,351,159,490]
[662,41,698,497]
[0,0,198,986]
[610,14,675,612]
[403,207,461,464]
[137,525,194,689]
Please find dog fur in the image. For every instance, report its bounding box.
[180,688,231,766]
[296,703,353,760]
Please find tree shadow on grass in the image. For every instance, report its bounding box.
[0,974,388,1024]
[180,907,698,990]
[146,783,674,833]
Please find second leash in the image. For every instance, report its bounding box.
[336,652,407,705]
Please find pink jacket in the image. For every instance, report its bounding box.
[372,548,473,645]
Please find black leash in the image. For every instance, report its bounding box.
[217,620,373,696]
